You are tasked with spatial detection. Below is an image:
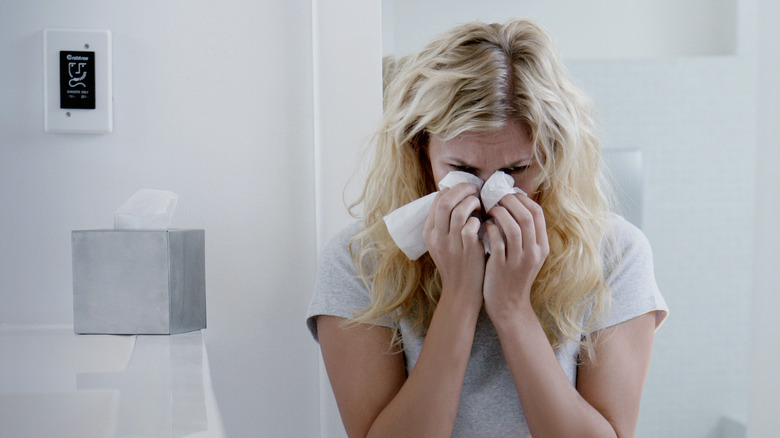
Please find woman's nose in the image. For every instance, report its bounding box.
[477,171,495,183]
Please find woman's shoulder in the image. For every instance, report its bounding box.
[603,213,653,264]
[607,213,647,246]
[321,221,364,259]
[600,213,668,330]
[307,221,374,341]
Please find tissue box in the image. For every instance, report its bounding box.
[72,229,206,335]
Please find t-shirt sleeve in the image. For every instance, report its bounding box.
[596,215,669,331]
[305,223,394,342]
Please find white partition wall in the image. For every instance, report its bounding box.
[0,2,320,436]
[312,1,383,437]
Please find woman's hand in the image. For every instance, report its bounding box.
[423,183,485,309]
[483,193,549,322]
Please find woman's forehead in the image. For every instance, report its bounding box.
[433,121,532,150]
[429,122,534,167]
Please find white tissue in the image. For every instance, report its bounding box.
[383,171,525,260]
[384,172,482,260]
[481,171,526,211]
[114,189,179,229]
[480,171,526,254]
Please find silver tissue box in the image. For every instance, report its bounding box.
[72,229,206,335]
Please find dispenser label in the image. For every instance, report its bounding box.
[60,51,95,109]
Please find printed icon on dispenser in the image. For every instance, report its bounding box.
[60,51,95,109]
[68,59,88,88]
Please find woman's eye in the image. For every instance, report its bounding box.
[503,166,530,173]
[453,165,477,174]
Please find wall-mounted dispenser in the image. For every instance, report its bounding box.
[602,149,644,228]
[43,29,112,134]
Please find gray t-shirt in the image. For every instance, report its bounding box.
[306,214,668,437]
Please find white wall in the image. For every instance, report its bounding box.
[564,7,755,435]
[750,0,780,435]
[387,0,737,59]
[0,1,320,436]
[568,57,753,438]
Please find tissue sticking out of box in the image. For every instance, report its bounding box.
[114,189,179,229]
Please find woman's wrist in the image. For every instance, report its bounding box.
[437,286,483,322]
[487,300,538,336]
[441,274,484,310]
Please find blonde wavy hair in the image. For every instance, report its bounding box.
[349,19,613,359]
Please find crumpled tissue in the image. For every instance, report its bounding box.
[114,189,179,229]
[384,171,525,260]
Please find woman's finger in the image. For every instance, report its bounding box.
[514,194,548,250]
[485,221,506,260]
[462,216,482,247]
[431,183,479,234]
[488,205,522,256]
[498,194,537,250]
[429,187,452,235]
[450,194,481,234]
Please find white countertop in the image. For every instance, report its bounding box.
[0,326,225,438]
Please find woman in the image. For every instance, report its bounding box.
[306,19,668,438]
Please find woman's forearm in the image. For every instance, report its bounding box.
[367,293,480,438]
[492,305,618,438]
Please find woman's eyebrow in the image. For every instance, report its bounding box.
[500,158,534,168]
[447,157,533,168]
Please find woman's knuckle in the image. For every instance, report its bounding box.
[531,203,545,217]
[518,211,533,226]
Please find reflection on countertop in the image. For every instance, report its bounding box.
[0,325,225,438]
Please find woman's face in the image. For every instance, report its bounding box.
[426,119,541,198]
